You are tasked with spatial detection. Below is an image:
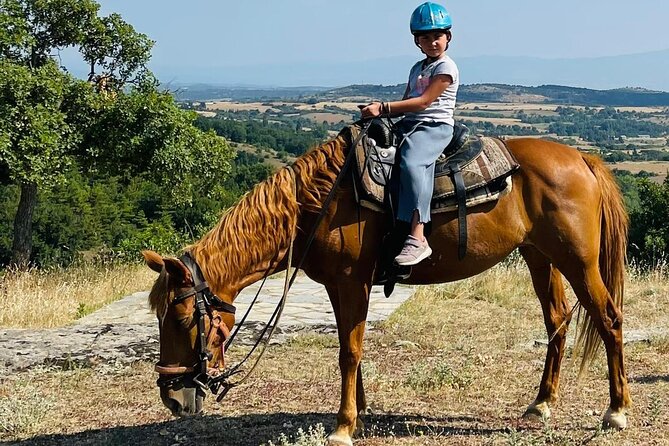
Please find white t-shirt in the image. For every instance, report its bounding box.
[403,55,459,125]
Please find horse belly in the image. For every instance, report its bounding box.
[405,202,526,284]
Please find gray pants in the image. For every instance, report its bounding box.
[396,120,454,224]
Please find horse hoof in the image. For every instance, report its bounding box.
[523,400,551,421]
[326,433,353,446]
[358,404,374,416]
[602,408,627,430]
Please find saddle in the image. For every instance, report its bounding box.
[348,119,520,260]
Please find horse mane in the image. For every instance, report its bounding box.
[189,132,348,286]
[148,267,170,318]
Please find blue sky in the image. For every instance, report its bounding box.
[84,0,669,87]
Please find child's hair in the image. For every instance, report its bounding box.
[413,29,452,52]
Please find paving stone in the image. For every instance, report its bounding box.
[0,276,414,374]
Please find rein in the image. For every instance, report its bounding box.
[155,121,372,400]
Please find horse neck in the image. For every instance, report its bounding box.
[189,135,348,301]
[190,167,300,300]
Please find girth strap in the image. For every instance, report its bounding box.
[447,162,468,260]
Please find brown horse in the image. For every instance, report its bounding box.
[143,128,630,446]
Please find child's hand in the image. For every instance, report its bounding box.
[359,102,383,119]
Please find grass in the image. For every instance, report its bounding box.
[0,379,54,437]
[405,359,474,392]
[264,424,327,446]
[0,261,155,328]
[0,260,668,445]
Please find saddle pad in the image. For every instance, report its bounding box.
[347,124,520,213]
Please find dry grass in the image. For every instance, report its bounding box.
[457,116,534,127]
[607,161,669,182]
[301,112,352,124]
[0,378,54,437]
[459,103,563,112]
[206,102,277,112]
[0,260,667,445]
[0,262,155,328]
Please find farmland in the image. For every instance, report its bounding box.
[192,99,669,182]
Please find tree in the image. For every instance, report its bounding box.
[0,60,76,265]
[628,178,669,266]
[0,0,233,266]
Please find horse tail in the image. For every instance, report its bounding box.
[576,153,629,375]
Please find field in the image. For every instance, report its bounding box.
[608,161,669,182]
[203,100,669,180]
[1,261,668,446]
[203,101,668,145]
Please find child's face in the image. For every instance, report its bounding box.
[415,31,449,58]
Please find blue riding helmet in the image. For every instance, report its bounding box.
[410,2,452,34]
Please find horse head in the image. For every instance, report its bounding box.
[142,250,235,417]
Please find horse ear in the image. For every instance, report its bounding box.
[142,250,164,273]
[162,257,191,284]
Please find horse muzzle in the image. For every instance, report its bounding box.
[157,373,206,417]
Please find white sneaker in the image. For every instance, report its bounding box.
[394,236,432,266]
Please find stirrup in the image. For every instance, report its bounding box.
[374,265,411,288]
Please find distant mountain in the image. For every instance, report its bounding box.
[175,82,669,107]
[169,84,329,101]
[459,84,669,106]
[457,50,669,92]
[326,84,669,106]
[155,49,669,92]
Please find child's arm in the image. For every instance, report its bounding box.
[360,74,452,119]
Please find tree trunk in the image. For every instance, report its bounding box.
[11,182,38,268]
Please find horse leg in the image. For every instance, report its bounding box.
[326,285,370,418]
[560,264,631,429]
[325,281,370,446]
[519,246,571,420]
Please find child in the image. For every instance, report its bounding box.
[361,2,459,266]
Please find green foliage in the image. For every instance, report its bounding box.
[547,106,666,143]
[80,12,153,87]
[613,170,642,214]
[0,0,236,266]
[461,118,541,137]
[78,79,234,204]
[628,177,669,266]
[196,115,329,156]
[0,60,76,187]
[0,0,99,66]
[0,171,232,265]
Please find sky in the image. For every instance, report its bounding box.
[80,0,669,88]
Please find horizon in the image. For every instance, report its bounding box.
[59,1,669,91]
[169,81,669,95]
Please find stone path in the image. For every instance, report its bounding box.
[0,277,414,374]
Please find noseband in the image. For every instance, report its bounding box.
[155,252,238,398]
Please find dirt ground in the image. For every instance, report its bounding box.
[1,265,668,446]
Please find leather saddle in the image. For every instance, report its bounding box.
[363,120,474,188]
[352,118,519,261]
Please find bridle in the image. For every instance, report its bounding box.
[154,121,372,401]
[155,251,238,396]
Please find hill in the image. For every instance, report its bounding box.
[157,49,669,92]
[174,83,669,107]
[321,84,669,107]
